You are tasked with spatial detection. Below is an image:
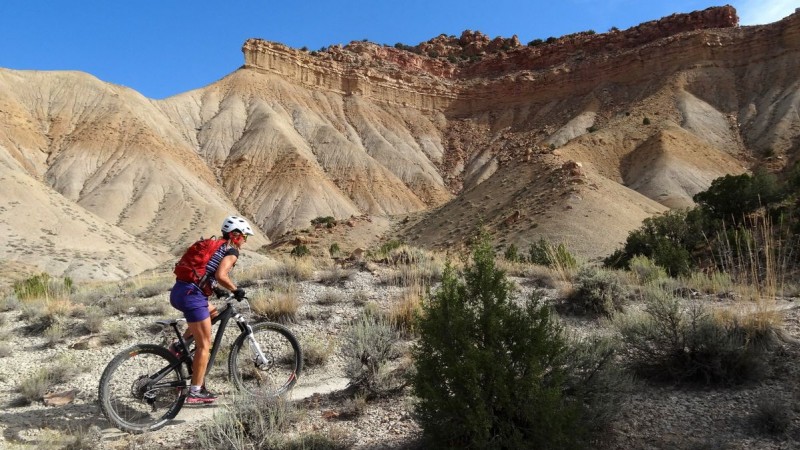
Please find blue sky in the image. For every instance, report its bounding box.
[1,1,796,99]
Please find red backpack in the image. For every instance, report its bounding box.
[173,236,226,294]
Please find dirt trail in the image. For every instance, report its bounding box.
[99,374,351,446]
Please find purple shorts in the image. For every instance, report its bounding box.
[170,280,210,323]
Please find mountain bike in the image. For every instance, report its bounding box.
[98,293,303,433]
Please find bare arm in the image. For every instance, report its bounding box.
[215,254,238,291]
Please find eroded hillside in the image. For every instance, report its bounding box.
[1,5,799,281]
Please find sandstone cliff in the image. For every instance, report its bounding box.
[1,5,799,280]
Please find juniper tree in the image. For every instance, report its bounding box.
[412,234,587,449]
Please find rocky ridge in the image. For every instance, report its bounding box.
[1,6,800,282]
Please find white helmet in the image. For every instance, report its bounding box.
[221,215,254,236]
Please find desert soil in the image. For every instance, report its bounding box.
[1,266,800,449]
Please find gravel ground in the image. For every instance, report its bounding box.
[1,268,800,449]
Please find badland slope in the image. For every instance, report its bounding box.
[1,5,799,281]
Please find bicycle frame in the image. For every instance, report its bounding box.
[148,296,266,392]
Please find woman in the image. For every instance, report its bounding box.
[169,215,254,404]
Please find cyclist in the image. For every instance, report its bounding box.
[169,215,253,404]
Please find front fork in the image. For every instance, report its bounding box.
[236,313,270,369]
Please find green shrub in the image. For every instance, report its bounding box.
[628,255,668,284]
[615,287,774,385]
[197,398,297,449]
[528,238,577,270]
[341,313,399,395]
[82,306,105,334]
[504,243,521,262]
[413,234,595,448]
[642,117,651,125]
[311,216,337,228]
[567,266,629,316]
[694,171,781,222]
[44,320,68,347]
[17,357,81,404]
[604,209,700,276]
[290,244,310,258]
[752,394,793,435]
[13,273,73,299]
[329,242,341,257]
[375,239,404,258]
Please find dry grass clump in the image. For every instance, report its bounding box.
[337,394,369,420]
[103,296,138,316]
[249,289,299,323]
[495,258,536,277]
[37,426,102,450]
[680,270,734,294]
[81,306,105,334]
[388,288,424,337]
[379,245,446,288]
[44,320,69,347]
[265,256,316,282]
[131,298,171,316]
[317,264,357,286]
[124,274,173,299]
[16,356,81,405]
[0,294,20,312]
[101,322,132,345]
[525,264,569,289]
[317,289,344,305]
[302,335,335,368]
[19,297,77,334]
[70,281,119,306]
[277,429,355,450]
[352,289,370,305]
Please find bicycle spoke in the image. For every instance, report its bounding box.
[99,345,186,433]
[229,323,301,397]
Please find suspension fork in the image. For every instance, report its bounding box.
[235,313,270,367]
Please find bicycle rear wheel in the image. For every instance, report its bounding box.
[228,322,302,398]
[98,344,187,433]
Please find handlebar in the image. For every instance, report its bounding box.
[214,291,248,302]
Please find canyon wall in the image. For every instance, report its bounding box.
[241,5,744,113]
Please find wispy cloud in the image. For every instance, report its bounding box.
[736,0,798,25]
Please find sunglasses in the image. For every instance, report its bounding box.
[231,232,248,242]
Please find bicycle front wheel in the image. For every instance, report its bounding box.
[98,344,187,433]
[228,322,302,398]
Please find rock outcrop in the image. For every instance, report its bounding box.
[2,5,800,280]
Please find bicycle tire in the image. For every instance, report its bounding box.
[228,322,303,398]
[98,344,187,433]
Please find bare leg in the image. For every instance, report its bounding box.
[187,317,212,386]
[182,304,218,342]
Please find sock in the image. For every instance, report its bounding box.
[190,385,201,393]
